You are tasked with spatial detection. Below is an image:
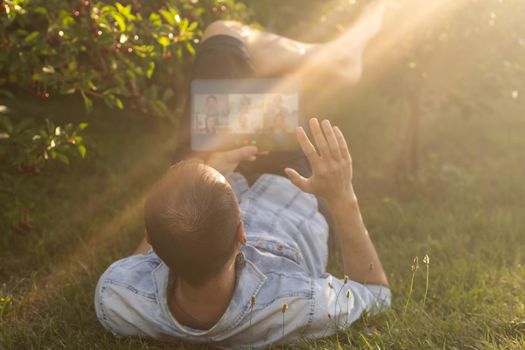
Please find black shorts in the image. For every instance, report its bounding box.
[173,34,311,183]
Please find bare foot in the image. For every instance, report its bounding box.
[324,0,387,83]
[340,0,387,47]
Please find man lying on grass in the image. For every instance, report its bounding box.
[95,1,389,348]
[95,118,390,348]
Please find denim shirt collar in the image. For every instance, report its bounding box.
[152,248,267,340]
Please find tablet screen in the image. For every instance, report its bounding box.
[191,79,301,152]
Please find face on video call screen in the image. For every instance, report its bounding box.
[191,79,301,151]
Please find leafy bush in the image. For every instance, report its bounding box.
[0,0,251,118]
[0,107,88,243]
[0,0,252,243]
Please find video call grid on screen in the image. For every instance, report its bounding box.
[191,79,301,152]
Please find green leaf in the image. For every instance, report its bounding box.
[150,99,169,118]
[81,91,93,113]
[179,19,189,33]
[187,22,198,32]
[160,9,175,25]
[157,36,170,47]
[168,7,180,22]
[115,3,126,13]
[115,98,124,109]
[13,118,33,135]
[87,80,97,91]
[77,144,87,158]
[24,31,40,44]
[186,43,195,55]
[149,13,162,27]
[0,116,13,133]
[146,61,155,79]
[35,7,47,15]
[45,119,55,135]
[116,3,135,20]
[15,29,29,37]
[134,45,154,53]
[113,13,126,32]
[147,84,159,99]
[78,122,88,130]
[62,16,75,26]
[100,5,115,15]
[0,89,15,99]
[59,10,75,26]
[162,88,175,102]
[55,152,70,165]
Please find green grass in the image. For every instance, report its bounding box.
[1,88,524,350]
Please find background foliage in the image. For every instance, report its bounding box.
[0,0,251,244]
[0,110,87,240]
[1,0,251,115]
[250,0,525,178]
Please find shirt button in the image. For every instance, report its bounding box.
[277,244,284,251]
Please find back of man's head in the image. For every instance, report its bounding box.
[144,160,240,287]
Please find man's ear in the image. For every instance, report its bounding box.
[237,221,247,246]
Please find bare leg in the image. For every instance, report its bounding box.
[201,0,386,82]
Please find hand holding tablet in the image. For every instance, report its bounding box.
[191,79,302,152]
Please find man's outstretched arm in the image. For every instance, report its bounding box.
[327,188,388,287]
[285,118,388,287]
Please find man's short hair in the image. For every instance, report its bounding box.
[144,160,240,286]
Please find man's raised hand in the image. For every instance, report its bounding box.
[284,118,356,204]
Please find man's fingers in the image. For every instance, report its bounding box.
[310,118,332,160]
[296,127,321,169]
[334,126,351,161]
[226,146,258,161]
[321,119,342,161]
[284,168,311,192]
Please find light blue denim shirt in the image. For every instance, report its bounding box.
[95,173,391,349]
